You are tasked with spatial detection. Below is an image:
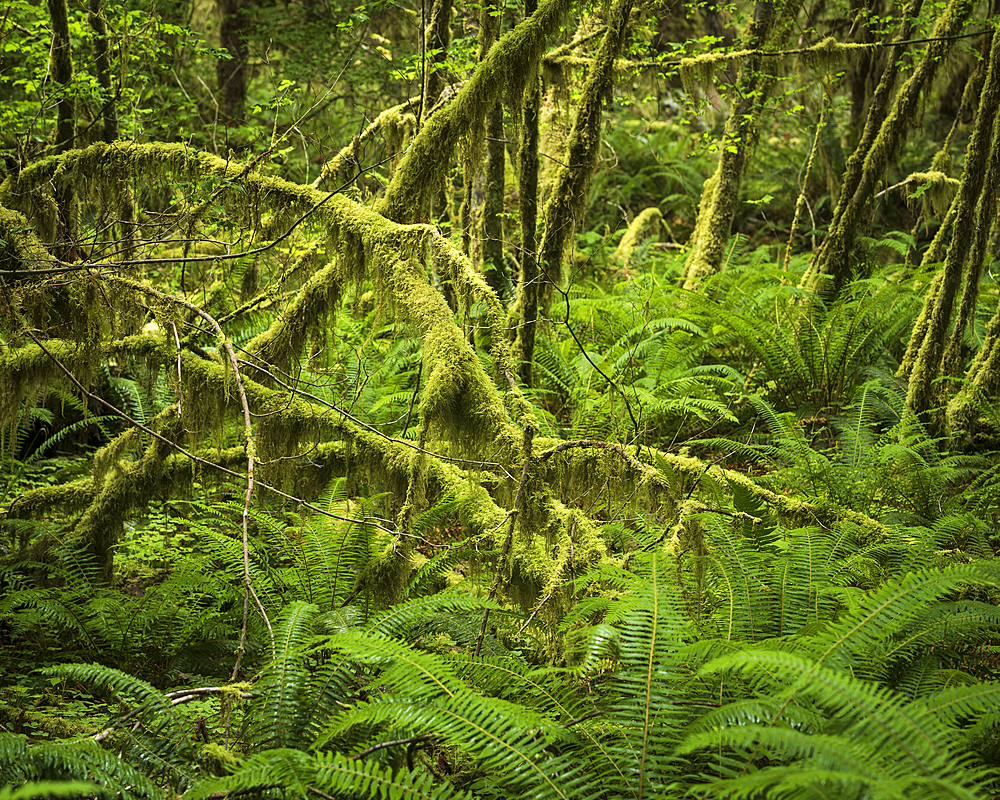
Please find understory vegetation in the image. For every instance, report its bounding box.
[4,0,1000,797]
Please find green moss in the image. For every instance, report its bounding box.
[4,477,95,521]
[0,341,93,427]
[805,0,973,296]
[380,0,574,223]
[537,0,635,312]
[201,742,241,776]
[0,205,54,276]
[74,407,183,580]
[613,207,663,272]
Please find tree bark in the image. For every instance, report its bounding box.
[906,27,1000,422]
[803,0,969,297]
[380,0,572,224]
[46,0,77,259]
[516,0,542,388]
[536,0,635,314]
[480,2,508,300]
[217,0,249,125]
[682,0,800,289]
[421,0,454,121]
[88,0,118,143]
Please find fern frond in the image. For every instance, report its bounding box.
[0,733,162,800]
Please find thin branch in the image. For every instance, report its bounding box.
[517,591,553,634]
[0,153,401,278]
[106,277,269,672]
[93,687,253,741]
[696,506,762,523]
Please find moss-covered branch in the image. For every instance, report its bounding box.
[535,0,635,311]
[379,0,572,223]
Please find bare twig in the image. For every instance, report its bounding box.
[92,686,253,741]
[517,591,553,634]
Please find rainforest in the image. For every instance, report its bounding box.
[3,0,1000,796]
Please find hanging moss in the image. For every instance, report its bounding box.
[380,0,573,223]
[507,498,604,617]
[245,259,343,373]
[903,171,961,220]
[312,99,419,191]
[0,142,524,460]
[74,408,183,582]
[939,112,1000,385]
[948,307,1000,437]
[5,477,95,523]
[534,440,886,540]
[0,206,54,277]
[683,0,804,289]
[0,340,92,426]
[680,50,738,99]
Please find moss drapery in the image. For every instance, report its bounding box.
[379,0,573,224]
[803,0,971,296]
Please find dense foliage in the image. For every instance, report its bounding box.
[3,0,1000,797]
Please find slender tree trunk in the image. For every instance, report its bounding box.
[948,295,1000,437]
[88,0,117,143]
[87,0,133,260]
[906,27,1000,422]
[845,0,881,134]
[46,0,78,260]
[421,0,454,121]
[682,0,800,289]
[516,0,542,388]
[940,111,1000,380]
[803,0,969,296]
[480,2,507,300]
[217,0,248,125]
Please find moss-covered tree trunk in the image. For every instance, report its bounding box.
[904,27,1000,423]
[681,0,799,290]
[421,0,454,121]
[536,0,635,314]
[380,0,572,224]
[47,0,77,259]
[516,0,542,388]
[480,2,508,300]
[88,0,117,143]
[940,111,1000,382]
[948,293,1000,437]
[803,0,969,297]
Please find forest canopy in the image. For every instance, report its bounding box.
[4,0,1000,797]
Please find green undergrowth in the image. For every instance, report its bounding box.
[4,250,1000,797]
